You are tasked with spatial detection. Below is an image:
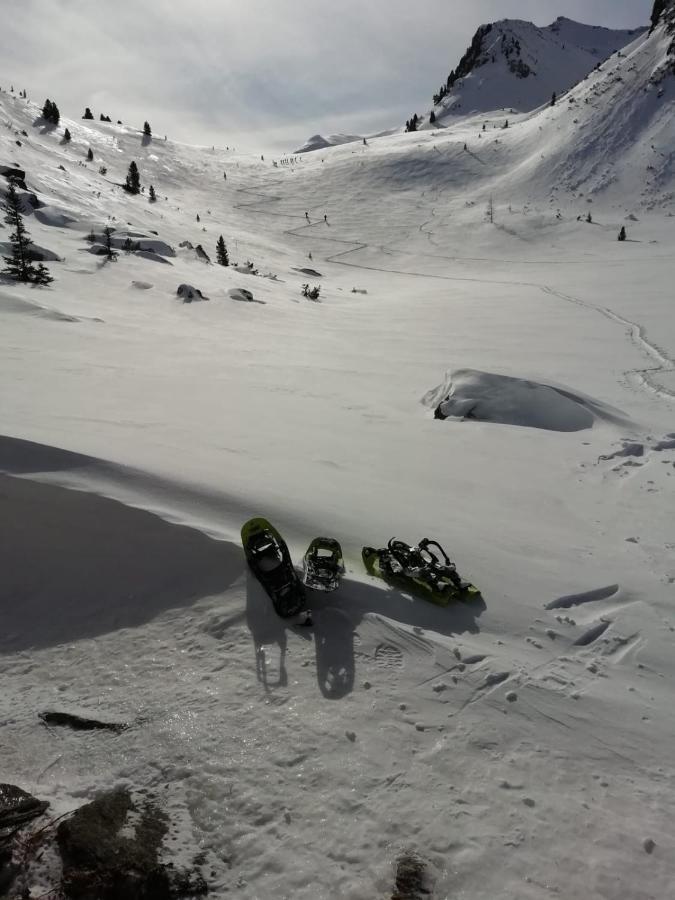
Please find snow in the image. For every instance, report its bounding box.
[433,17,646,121]
[1,16,675,898]
[423,368,632,432]
[295,133,363,154]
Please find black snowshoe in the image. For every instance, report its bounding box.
[241,517,309,620]
[302,537,344,592]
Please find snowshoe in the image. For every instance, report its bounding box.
[362,537,480,606]
[302,537,344,591]
[241,517,308,619]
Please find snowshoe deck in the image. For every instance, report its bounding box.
[362,541,480,606]
[241,517,307,619]
[302,537,344,592]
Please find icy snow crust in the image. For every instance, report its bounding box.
[2,21,675,898]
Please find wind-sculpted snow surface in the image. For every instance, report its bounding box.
[423,369,632,432]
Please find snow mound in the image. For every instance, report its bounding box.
[0,241,60,262]
[423,369,631,432]
[0,291,78,323]
[34,205,77,227]
[0,471,240,653]
[295,133,362,154]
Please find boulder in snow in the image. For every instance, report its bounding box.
[228,287,255,302]
[177,283,208,303]
[0,165,27,189]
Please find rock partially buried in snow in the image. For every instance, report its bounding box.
[177,284,208,303]
[0,783,49,830]
[131,281,153,290]
[423,369,630,433]
[56,788,208,900]
[228,287,254,302]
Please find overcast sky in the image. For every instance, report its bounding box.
[1,1,652,152]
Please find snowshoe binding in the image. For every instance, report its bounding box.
[302,537,344,592]
[241,517,309,620]
[362,537,480,606]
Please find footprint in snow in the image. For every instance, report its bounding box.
[374,643,404,669]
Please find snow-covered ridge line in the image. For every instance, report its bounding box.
[429,16,647,120]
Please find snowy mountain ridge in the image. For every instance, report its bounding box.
[430,16,646,120]
[296,15,648,152]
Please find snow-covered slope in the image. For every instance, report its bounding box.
[431,16,646,119]
[295,132,363,154]
[2,18,675,896]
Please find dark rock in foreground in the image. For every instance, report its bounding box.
[0,783,49,831]
[57,788,207,899]
[0,784,50,897]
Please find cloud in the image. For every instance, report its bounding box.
[1,0,653,152]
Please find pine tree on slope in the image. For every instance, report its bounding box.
[216,235,229,266]
[1,182,53,284]
[124,161,141,194]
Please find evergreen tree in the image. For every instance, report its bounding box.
[143,121,152,137]
[87,147,94,161]
[63,128,71,142]
[551,92,557,106]
[83,107,94,119]
[51,103,60,125]
[42,99,53,120]
[586,212,592,223]
[216,235,229,266]
[103,226,118,261]
[124,160,141,194]
[618,226,627,242]
[1,182,53,284]
[430,110,436,124]
[149,184,157,202]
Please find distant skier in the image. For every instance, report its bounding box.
[308,251,313,260]
[305,211,309,221]
[196,213,200,222]
[324,214,328,224]
[363,138,367,145]
[223,172,227,180]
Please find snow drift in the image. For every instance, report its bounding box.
[423,369,632,432]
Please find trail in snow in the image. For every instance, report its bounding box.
[234,176,675,407]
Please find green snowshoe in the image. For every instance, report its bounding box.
[302,537,344,592]
[241,517,308,619]
[362,537,480,606]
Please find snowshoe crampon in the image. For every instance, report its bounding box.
[241,517,307,618]
[302,537,344,592]
[362,538,480,606]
